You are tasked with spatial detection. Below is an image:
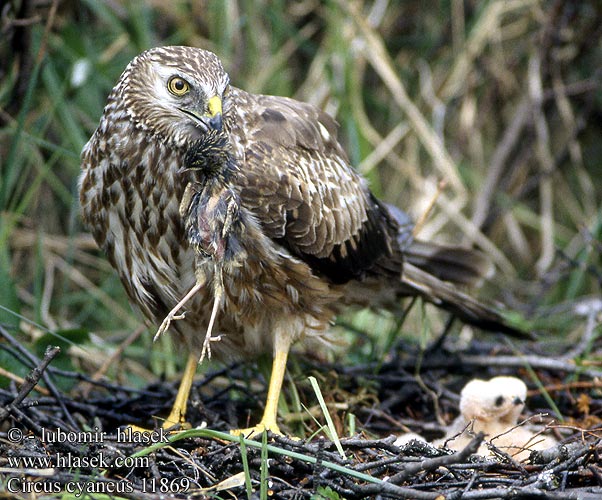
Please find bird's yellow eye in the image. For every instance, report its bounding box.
[167,77,190,96]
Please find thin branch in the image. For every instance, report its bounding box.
[0,345,60,422]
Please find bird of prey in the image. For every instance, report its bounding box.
[80,46,523,436]
[436,376,556,460]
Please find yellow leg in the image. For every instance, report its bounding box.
[231,335,291,438]
[162,352,198,430]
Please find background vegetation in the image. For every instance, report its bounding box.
[1,0,601,436]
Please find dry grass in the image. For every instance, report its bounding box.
[1,0,601,497]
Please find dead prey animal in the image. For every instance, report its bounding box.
[155,130,246,362]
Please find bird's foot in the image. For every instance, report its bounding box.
[230,420,282,439]
[159,397,194,432]
[154,282,204,341]
[160,418,192,432]
[198,280,224,363]
[125,424,153,434]
[123,421,190,439]
[154,311,186,341]
[199,333,222,363]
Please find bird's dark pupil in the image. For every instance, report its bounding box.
[175,79,184,90]
[494,396,505,407]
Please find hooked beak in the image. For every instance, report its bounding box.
[180,95,223,132]
[206,95,223,131]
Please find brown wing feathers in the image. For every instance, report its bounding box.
[228,89,402,284]
[278,194,401,284]
[225,86,525,337]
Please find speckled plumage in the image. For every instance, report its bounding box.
[79,46,400,359]
[80,46,521,432]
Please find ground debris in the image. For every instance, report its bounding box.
[1,331,602,499]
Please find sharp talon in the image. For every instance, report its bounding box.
[154,325,168,342]
[198,277,224,364]
[154,314,179,341]
[199,334,222,364]
[155,283,204,342]
[231,422,283,438]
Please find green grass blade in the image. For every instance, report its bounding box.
[131,428,382,485]
[260,430,268,500]
[238,433,254,500]
[308,376,346,459]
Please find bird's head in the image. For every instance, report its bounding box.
[118,46,230,147]
[459,376,527,424]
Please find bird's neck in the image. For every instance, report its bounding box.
[198,156,238,188]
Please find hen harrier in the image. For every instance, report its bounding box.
[80,46,523,436]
